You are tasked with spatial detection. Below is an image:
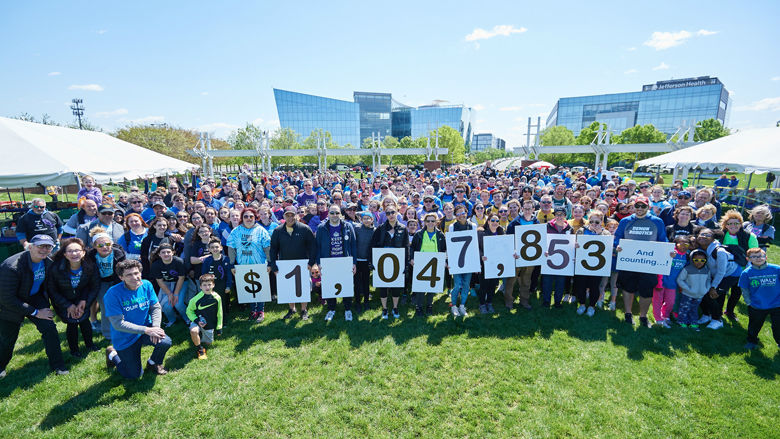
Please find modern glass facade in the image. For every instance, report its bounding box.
[273,88,361,147]
[275,88,474,147]
[472,133,506,151]
[354,92,392,145]
[546,76,729,136]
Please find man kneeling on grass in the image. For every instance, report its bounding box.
[104,259,171,378]
[738,248,780,351]
[186,273,223,360]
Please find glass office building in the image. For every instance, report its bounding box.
[275,88,474,147]
[546,76,730,136]
[354,92,392,145]
[472,133,506,151]
[273,88,361,147]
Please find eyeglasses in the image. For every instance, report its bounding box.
[242,215,255,219]
[385,210,397,215]
[455,211,467,216]
[698,233,713,238]
[489,219,500,223]
[605,194,615,197]
[475,206,484,210]
[691,258,707,262]
[540,201,551,205]
[131,201,143,204]
[634,204,648,209]
[725,221,740,226]
[639,185,650,189]
[499,210,508,214]
[100,211,114,216]
[425,219,436,223]
[618,188,628,192]
[95,242,112,249]
[455,190,465,193]
[748,254,765,259]
[177,214,188,218]
[32,205,45,209]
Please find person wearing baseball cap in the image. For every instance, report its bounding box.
[0,234,68,377]
[76,204,124,247]
[542,206,573,308]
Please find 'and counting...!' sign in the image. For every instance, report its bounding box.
[615,239,675,275]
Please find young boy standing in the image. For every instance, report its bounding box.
[186,274,223,360]
[738,248,780,350]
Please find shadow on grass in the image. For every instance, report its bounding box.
[744,349,780,380]
[38,374,157,431]
[0,357,51,399]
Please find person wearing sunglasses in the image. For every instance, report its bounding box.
[227,207,272,323]
[315,204,357,322]
[476,213,506,314]
[76,204,124,247]
[16,198,63,251]
[676,248,712,328]
[614,195,669,327]
[269,206,317,321]
[719,210,760,322]
[86,228,126,339]
[370,201,410,319]
[409,212,446,317]
[447,205,477,318]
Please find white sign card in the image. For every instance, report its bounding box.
[234,263,271,304]
[372,248,406,288]
[616,239,675,275]
[445,229,481,274]
[482,234,516,279]
[541,234,576,276]
[411,252,446,293]
[320,257,354,299]
[514,224,547,267]
[574,235,614,277]
[275,259,311,304]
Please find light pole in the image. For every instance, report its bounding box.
[70,99,84,129]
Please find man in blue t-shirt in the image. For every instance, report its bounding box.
[738,248,780,350]
[104,259,171,378]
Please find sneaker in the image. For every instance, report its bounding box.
[679,323,688,328]
[145,361,168,376]
[639,317,651,328]
[658,320,671,329]
[595,300,603,309]
[696,315,712,325]
[255,311,265,323]
[381,309,389,320]
[300,310,309,321]
[487,303,495,313]
[196,347,208,360]
[563,294,571,304]
[106,346,116,370]
[55,368,69,376]
[625,313,634,325]
[479,304,488,314]
[392,308,400,319]
[608,302,616,311]
[249,311,258,321]
[282,309,296,320]
[586,306,595,317]
[0,370,5,379]
[325,310,336,321]
[458,304,468,317]
[689,324,699,329]
[706,319,724,330]
[724,312,739,322]
[744,342,758,350]
[451,305,460,317]
[576,305,586,315]
[425,305,433,316]
[345,310,353,321]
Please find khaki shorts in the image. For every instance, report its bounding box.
[189,322,214,344]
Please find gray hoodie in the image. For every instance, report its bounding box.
[677,263,712,299]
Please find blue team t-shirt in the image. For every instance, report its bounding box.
[103,280,158,350]
[227,224,271,265]
[738,264,780,310]
[30,260,45,296]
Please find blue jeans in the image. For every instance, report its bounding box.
[451,273,472,306]
[159,281,189,325]
[542,275,566,306]
[251,301,265,313]
[114,333,172,379]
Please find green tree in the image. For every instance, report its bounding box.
[114,124,231,164]
[576,121,608,145]
[695,118,730,142]
[539,126,576,146]
[437,125,466,164]
[615,124,667,144]
[469,147,513,164]
[268,127,303,166]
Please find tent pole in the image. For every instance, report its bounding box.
[740,172,753,214]
[21,187,26,204]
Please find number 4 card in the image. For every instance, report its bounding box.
[411,252,446,293]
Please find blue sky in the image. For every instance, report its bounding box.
[2,1,779,148]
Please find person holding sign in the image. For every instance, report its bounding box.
[614,196,669,327]
[410,213,447,317]
[543,207,573,308]
[227,208,271,323]
[477,213,507,314]
[270,206,317,321]
[504,200,541,310]
[448,205,478,317]
[315,204,357,322]
[573,210,611,317]
[353,213,375,314]
[370,200,409,319]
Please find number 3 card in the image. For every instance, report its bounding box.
[574,235,613,277]
[482,235,516,279]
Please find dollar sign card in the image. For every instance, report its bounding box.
[235,263,271,303]
[320,257,354,299]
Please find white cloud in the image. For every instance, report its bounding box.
[199,122,239,131]
[624,69,638,74]
[499,106,523,112]
[97,29,107,35]
[465,25,527,42]
[627,47,636,52]
[643,29,717,50]
[95,108,128,118]
[652,62,670,71]
[734,97,780,112]
[472,104,485,111]
[123,115,165,125]
[48,71,61,76]
[68,84,104,91]
[201,91,208,95]
[771,76,780,81]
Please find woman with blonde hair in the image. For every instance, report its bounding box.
[744,204,775,250]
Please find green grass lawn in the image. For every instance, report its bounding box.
[2,249,779,438]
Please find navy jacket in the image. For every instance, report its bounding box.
[315,220,357,265]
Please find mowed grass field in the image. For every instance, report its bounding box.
[1,254,779,438]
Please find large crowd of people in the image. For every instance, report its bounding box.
[1,165,778,380]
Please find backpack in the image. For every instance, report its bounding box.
[711,230,750,267]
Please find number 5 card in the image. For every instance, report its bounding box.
[541,235,576,276]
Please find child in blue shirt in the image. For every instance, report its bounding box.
[653,236,690,327]
[738,248,780,350]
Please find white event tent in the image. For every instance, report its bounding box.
[636,127,780,174]
[0,117,197,188]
